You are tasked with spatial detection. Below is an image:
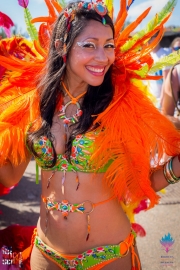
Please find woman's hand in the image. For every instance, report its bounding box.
[150,155,180,192]
[0,157,31,188]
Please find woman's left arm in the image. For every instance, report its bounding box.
[150,155,180,192]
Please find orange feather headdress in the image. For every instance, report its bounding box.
[0,0,180,212]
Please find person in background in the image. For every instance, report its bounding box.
[149,33,171,109]
[170,37,180,52]
[161,37,180,129]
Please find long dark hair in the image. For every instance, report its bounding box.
[27,1,115,166]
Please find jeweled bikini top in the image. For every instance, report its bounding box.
[33,130,112,173]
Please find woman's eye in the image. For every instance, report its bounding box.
[104,43,115,49]
[77,42,96,49]
[83,43,96,48]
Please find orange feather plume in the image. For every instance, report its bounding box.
[119,7,151,43]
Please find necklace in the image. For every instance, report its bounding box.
[55,81,86,195]
[58,81,87,124]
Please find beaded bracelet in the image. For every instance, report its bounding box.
[163,162,176,184]
[169,158,180,181]
[163,157,180,184]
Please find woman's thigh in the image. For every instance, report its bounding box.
[30,245,60,270]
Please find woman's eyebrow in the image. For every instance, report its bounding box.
[83,37,114,41]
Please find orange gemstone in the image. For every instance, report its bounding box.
[62,200,68,204]
[72,205,76,211]
[55,203,59,210]
[77,110,83,116]
[63,118,70,124]
[42,197,47,203]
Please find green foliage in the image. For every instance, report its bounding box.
[24,7,38,41]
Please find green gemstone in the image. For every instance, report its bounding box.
[102,17,106,25]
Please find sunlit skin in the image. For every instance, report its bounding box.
[57,20,115,96]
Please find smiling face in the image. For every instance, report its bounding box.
[65,20,115,87]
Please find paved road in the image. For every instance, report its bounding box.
[0,161,180,269]
[0,160,41,228]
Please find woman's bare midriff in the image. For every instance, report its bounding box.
[37,170,131,254]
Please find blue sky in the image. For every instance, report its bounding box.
[0,0,179,35]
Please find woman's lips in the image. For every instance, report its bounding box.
[86,65,106,76]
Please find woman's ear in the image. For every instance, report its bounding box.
[55,39,63,52]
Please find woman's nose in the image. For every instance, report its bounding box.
[94,48,108,62]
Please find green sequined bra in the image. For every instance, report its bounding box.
[33,131,111,173]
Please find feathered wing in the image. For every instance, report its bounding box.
[91,0,180,211]
[0,0,63,166]
[0,37,44,166]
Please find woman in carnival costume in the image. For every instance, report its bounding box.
[1,0,180,269]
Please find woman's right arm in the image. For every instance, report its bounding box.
[0,157,31,188]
